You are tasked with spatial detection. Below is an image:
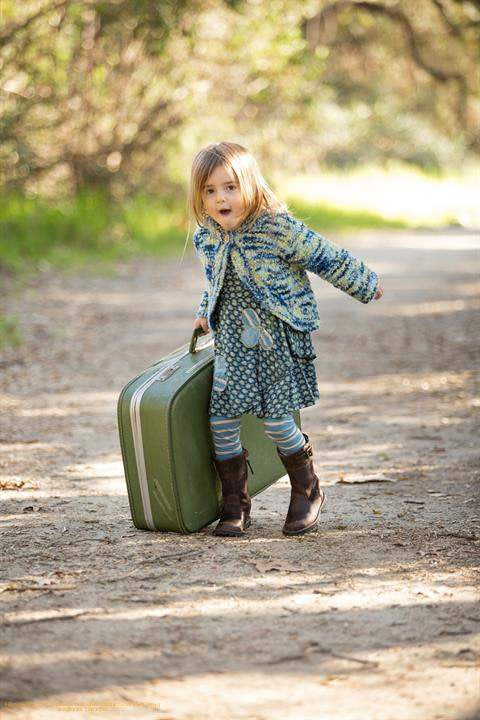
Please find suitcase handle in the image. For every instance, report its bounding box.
[189,326,211,354]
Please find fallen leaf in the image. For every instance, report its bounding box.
[0,480,25,490]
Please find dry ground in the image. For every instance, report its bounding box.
[0,229,479,720]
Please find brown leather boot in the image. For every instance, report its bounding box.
[277,433,326,536]
[212,448,252,537]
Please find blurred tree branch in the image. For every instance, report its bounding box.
[0,0,212,196]
[301,0,479,152]
[0,0,479,198]
[303,1,470,86]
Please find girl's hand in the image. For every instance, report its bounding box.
[193,316,210,334]
[374,286,383,301]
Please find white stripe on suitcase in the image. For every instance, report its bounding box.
[130,371,161,530]
[128,339,214,530]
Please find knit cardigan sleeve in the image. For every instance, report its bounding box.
[274,213,378,304]
[192,226,210,318]
[195,289,209,319]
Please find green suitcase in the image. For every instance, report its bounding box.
[117,327,301,533]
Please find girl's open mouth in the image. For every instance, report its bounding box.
[219,209,231,216]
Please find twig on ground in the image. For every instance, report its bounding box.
[2,608,100,627]
[140,549,204,563]
[266,643,379,667]
[310,644,380,667]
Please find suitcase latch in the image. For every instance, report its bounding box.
[158,363,180,381]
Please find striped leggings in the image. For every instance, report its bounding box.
[210,414,305,460]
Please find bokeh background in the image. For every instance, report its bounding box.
[1,0,479,342]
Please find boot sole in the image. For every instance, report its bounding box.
[213,517,252,537]
[282,491,326,536]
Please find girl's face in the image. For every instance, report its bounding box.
[201,165,246,230]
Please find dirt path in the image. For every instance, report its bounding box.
[1,229,479,720]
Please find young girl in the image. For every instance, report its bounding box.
[189,141,383,538]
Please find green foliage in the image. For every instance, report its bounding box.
[1,0,478,200]
[0,189,188,276]
[287,199,408,231]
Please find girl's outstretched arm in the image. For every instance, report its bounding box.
[275,213,379,304]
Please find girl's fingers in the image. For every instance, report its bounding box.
[193,317,209,333]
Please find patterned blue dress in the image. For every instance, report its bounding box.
[209,251,320,419]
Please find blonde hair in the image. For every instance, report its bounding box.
[178,141,288,266]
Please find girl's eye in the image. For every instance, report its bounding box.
[204,185,236,194]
